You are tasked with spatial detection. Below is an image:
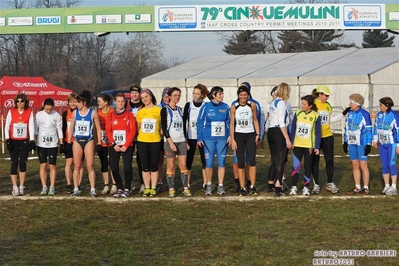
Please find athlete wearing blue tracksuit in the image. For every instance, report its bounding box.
[372,97,399,195]
[343,94,372,195]
[197,86,230,195]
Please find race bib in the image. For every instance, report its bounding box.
[190,120,197,130]
[296,122,311,138]
[41,134,56,146]
[348,130,360,145]
[113,130,126,145]
[237,119,250,128]
[318,111,330,125]
[76,120,90,136]
[101,130,109,143]
[13,123,27,138]
[378,130,390,144]
[141,118,156,134]
[211,121,225,137]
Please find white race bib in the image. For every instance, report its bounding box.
[141,118,156,134]
[13,123,27,138]
[113,130,126,145]
[211,121,225,137]
[297,122,311,138]
[76,120,90,136]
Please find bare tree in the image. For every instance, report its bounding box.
[114,33,168,86]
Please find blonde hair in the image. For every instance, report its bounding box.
[275,82,290,101]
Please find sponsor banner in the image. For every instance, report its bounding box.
[125,14,152,24]
[8,17,33,26]
[155,4,387,31]
[343,5,385,28]
[386,4,399,31]
[0,6,154,34]
[95,14,122,24]
[67,15,93,25]
[36,16,61,25]
[157,7,197,29]
[0,17,5,26]
[13,82,48,88]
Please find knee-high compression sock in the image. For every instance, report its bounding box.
[180,170,188,187]
[166,172,174,189]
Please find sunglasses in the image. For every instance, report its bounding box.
[16,99,25,103]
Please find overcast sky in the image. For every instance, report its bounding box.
[1,0,398,62]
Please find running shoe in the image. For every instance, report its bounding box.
[19,185,25,196]
[122,189,131,198]
[143,188,151,197]
[113,189,123,198]
[312,184,321,194]
[232,182,240,193]
[101,185,110,195]
[168,189,175,197]
[156,182,163,193]
[267,185,275,193]
[205,184,212,195]
[385,187,397,196]
[302,187,310,196]
[41,187,48,196]
[139,184,146,194]
[282,179,289,191]
[202,184,207,191]
[381,187,389,195]
[238,188,247,197]
[12,187,20,196]
[274,191,288,197]
[149,188,156,197]
[347,187,361,195]
[246,180,251,192]
[89,190,97,197]
[360,188,370,196]
[183,189,192,197]
[110,184,118,195]
[71,190,80,196]
[289,186,297,195]
[66,184,73,194]
[48,187,56,196]
[249,187,259,196]
[217,185,227,195]
[326,183,339,193]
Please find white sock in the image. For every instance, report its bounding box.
[392,184,397,189]
[364,186,369,189]
[355,184,361,189]
[385,184,390,188]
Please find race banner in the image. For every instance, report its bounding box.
[155,4,388,31]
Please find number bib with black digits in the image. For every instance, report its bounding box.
[297,122,311,138]
[13,123,27,138]
[76,120,90,136]
[113,130,126,145]
[318,111,330,125]
[378,130,390,144]
[141,118,156,133]
[348,130,360,145]
[211,121,225,137]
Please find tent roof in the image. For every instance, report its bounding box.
[141,47,399,88]
[0,76,71,92]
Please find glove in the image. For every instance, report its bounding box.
[29,141,36,152]
[364,145,371,156]
[6,140,14,151]
[96,144,102,154]
[343,142,348,154]
[59,143,66,154]
[342,107,351,116]
[65,143,72,153]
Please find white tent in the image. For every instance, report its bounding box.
[141,47,399,112]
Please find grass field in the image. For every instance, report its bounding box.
[0,135,398,265]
